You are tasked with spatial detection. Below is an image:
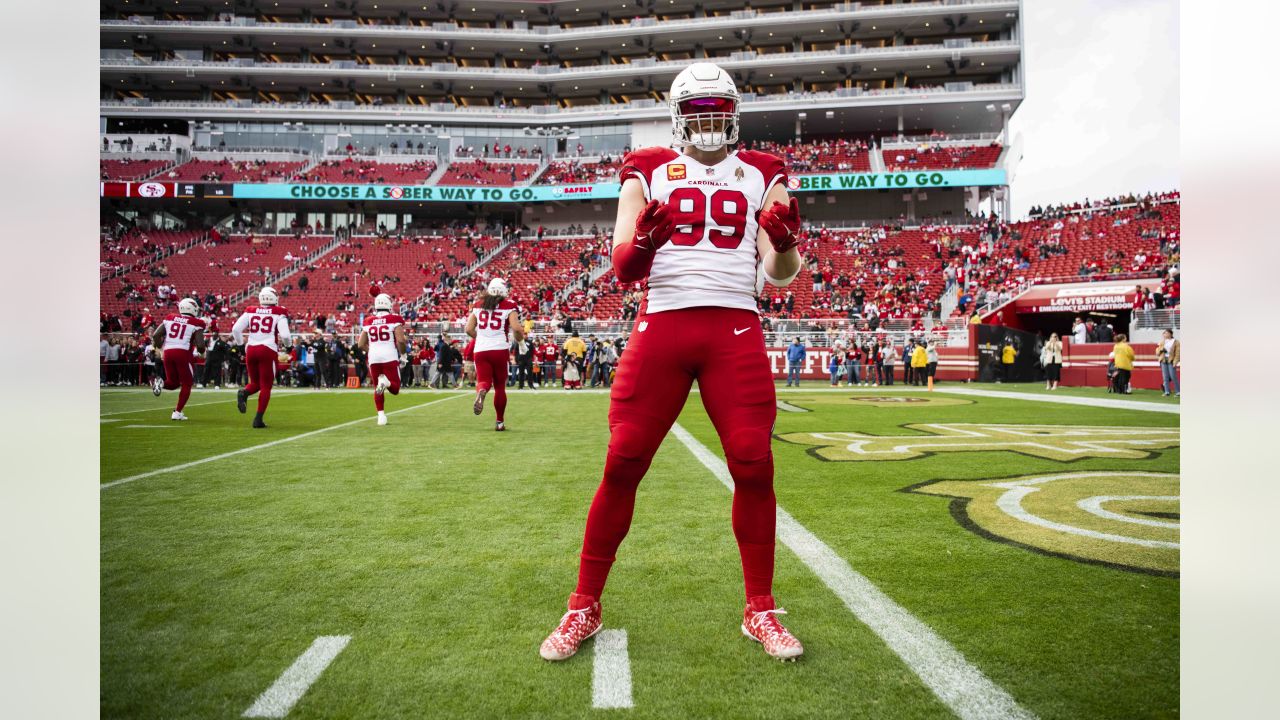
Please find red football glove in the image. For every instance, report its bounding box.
[633,199,675,252]
[758,197,802,253]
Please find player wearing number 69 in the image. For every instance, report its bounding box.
[358,290,409,427]
[465,277,525,431]
[231,286,291,428]
[539,62,806,663]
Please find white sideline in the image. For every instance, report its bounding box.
[591,629,634,710]
[938,387,1179,414]
[100,395,463,491]
[243,635,351,718]
[670,423,1036,720]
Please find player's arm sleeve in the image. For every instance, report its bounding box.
[611,178,655,284]
[277,317,291,345]
[230,313,248,345]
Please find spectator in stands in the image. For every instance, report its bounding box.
[1156,329,1180,397]
[785,337,806,387]
[1041,333,1063,390]
[1111,333,1135,394]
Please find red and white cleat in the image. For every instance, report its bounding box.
[539,593,602,661]
[741,595,804,661]
[473,388,488,415]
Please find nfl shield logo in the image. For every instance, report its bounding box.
[706,168,715,175]
[638,321,649,332]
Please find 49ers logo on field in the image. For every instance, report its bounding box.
[909,471,1180,575]
[667,164,687,180]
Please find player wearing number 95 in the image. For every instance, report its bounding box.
[231,286,291,428]
[465,277,525,432]
[540,62,805,663]
[358,291,409,426]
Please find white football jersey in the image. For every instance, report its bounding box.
[231,305,291,351]
[470,299,518,353]
[160,313,206,351]
[363,312,404,364]
[620,147,787,314]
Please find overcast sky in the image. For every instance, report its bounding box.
[1007,0,1179,219]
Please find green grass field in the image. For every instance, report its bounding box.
[101,382,1178,719]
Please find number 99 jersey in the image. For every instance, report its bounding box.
[470,299,518,353]
[619,146,788,314]
[363,312,405,364]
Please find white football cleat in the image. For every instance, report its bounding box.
[377,411,388,426]
[171,411,188,421]
[495,421,506,432]
[375,374,391,396]
[152,378,163,396]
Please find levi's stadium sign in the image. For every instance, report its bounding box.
[103,168,1006,203]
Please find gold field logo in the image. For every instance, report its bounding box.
[908,471,1179,575]
[776,424,1180,462]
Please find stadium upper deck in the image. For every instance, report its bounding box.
[101,0,1023,140]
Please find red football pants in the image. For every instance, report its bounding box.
[242,344,278,414]
[369,360,401,411]
[474,349,509,422]
[162,348,194,412]
[575,307,778,601]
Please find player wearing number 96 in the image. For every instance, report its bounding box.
[465,277,525,431]
[358,291,409,426]
[540,62,805,663]
[230,286,291,428]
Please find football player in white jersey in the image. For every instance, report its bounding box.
[541,62,805,662]
[231,286,291,428]
[465,277,524,431]
[150,297,206,420]
[358,293,408,426]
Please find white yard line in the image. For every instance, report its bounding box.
[242,635,351,718]
[100,395,464,491]
[591,629,634,710]
[100,398,235,416]
[670,423,1036,720]
[938,387,1179,414]
[121,424,178,429]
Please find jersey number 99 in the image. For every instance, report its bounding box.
[666,187,749,249]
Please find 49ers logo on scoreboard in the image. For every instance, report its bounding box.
[666,164,687,181]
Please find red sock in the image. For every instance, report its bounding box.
[729,455,777,600]
[494,385,507,422]
[176,384,191,412]
[575,449,652,599]
[374,391,385,412]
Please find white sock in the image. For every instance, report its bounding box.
[377,411,386,418]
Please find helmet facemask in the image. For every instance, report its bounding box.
[672,96,739,151]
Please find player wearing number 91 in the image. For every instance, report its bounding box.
[231,286,291,428]
[540,62,805,663]
[465,277,525,431]
[358,292,409,426]
[150,296,206,421]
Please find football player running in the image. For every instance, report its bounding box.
[150,297,206,420]
[465,278,524,431]
[540,62,805,662]
[358,292,408,426]
[231,286,291,428]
